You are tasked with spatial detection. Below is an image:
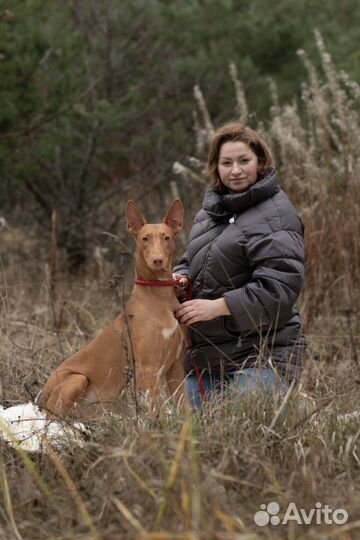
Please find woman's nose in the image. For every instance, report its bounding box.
[232,162,242,173]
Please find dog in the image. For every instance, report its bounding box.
[41,199,186,418]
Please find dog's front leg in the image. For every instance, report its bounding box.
[42,372,89,418]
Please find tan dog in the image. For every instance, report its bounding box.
[41,199,186,418]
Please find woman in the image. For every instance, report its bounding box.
[174,123,305,407]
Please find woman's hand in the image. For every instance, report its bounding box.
[173,274,190,300]
[174,298,231,325]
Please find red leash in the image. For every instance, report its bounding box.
[192,359,207,402]
[134,276,207,402]
[175,276,207,401]
[176,278,207,402]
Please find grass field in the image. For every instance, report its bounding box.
[1,260,360,539]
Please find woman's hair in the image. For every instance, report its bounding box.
[207,122,273,191]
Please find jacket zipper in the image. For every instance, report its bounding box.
[198,236,219,291]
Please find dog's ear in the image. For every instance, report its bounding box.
[126,200,146,235]
[163,199,184,233]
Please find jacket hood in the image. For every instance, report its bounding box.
[203,167,280,220]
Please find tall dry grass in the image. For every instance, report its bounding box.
[1,31,360,539]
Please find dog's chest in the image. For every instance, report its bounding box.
[129,308,182,355]
[161,318,179,340]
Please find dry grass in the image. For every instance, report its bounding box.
[1,233,360,539]
[1,31,360,539]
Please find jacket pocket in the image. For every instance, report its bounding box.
[191,317,226,344]
[223,316,241,338]
[191,316,240,345]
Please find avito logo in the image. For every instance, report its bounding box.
[254,501,348,527]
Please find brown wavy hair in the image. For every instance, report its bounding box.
[207,123,273,192]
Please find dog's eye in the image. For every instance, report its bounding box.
[142,236,148,242]
[164,235,170,241]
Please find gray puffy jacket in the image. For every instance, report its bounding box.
[174,168,306,380]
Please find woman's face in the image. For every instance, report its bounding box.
[218,141,259,193]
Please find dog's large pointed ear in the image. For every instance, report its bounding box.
[163,199,184,233]
[126,200,146,235]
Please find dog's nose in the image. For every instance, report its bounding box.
[153,257,164,267]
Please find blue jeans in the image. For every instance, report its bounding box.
[185,367,288,409]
